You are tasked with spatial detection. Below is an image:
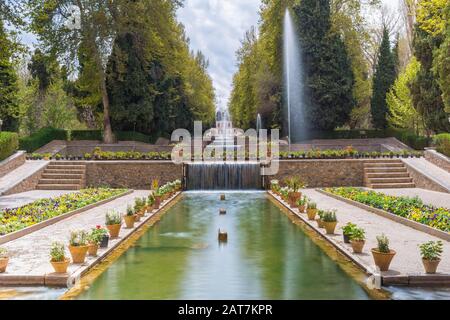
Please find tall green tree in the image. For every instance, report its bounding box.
[294,0,355,131]
[0,19,19,131]
[370,27,396,129]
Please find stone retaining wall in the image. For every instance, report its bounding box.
[403,162,449,193]
[0,151,26,178]
[268,160,365,187]
[425,149,450,173]
[85,161,183,189]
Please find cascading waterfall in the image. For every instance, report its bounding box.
[256,114,262,136]
[283,8,307,143]
[185,162,262,190]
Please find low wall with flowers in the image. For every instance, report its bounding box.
[85,161,183,190]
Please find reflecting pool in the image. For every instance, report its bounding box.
[76,192,370,300]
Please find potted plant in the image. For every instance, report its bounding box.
[419,241,443,274]
[285,177,305,208]
[0,247,9,273]
[68,230,89,264]
[350,227,366,253]
[147,194,155,212]
[50,242,70,273]
[154,188,162,210]
[341,223,357,244]
[95,226,109,248]
[88,227,105,256]
[306,202,318,221]
[322,210,338,234]
[316,210,325,228]
[371,234,396,271]
[125,205,136,228]
[105,211,122,239]
[297,197,307,213]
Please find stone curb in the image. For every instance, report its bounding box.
[0,190,134,245]
[316,189,450,242]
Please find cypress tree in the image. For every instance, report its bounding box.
[294,0,355,131]
[0,19,19,131]
[370,27,396,129]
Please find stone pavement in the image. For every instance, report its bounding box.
[296,190,450,283]
[0,190,74,210]
[403,158,450,192]
[1,190,149,278]
[374,188,450,209]
[0,161,49,195]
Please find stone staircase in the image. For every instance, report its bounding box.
[37,162,86,190]
[364,159,415,189]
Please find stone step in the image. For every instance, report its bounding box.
[44,169,85,175]
[50,161,86,165]
[368,177,413,184]
[364,159,403,164]
[47,165,86,170]
[42,173,84,179]
[36,184,81,190]
[364,163,405,168]
[365,167,408,173]
[366,172,411,179]
[370,182,416,189]
[38,179,82,185]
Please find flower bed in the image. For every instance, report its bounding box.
[325,187,449,232]
[26,147,423,161]
[0,188,127,235]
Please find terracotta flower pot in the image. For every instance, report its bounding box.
[422,259,441,274]
[50,258,70,273]
[69,245,89,264]
[288,192,301,208]
[124,215,136,228]
[350,240,365,254]
[154,196,161,209]
[317,219,324,228]
[135,214,141,222]
[306,208,317,221]
[371,249,396,271]
[299,205,306,213]
[88,243,99,256]
[0,257,9,273]
[324,221,338,234]
[107,224,122,239]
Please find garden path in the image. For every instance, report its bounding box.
[301,189,450,280]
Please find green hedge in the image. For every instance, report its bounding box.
[0,132,19,161]
[434,133,450,157]
[70,130,103,141]
[115,131,152,143]
[19,127,67,153]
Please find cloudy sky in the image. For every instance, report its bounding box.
[178,0,399,110]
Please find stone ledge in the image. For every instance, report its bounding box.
[317,189,450,242]
[0,190,133,245]
[0,151,26,178]
[425,149,450,173]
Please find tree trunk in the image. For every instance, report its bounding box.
[100,76,115,144]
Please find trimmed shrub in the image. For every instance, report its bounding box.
[115,131,151,143]
[70,130,103,141]
[434,133,450,157]
[0,132,19,161]
[19,127,67,153]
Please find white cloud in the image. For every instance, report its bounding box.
[177,0,261,110]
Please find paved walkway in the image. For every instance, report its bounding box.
[0,190,74,210]
[1,190,149,277]
[374,188,450,209]
[300,189,450,280]
[403,158,450,192]
[0,161,49,195]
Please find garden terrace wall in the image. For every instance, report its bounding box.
[269,160,365,188]
[0,151,25,178]
[85,161,183,189]
[425,149,450,173]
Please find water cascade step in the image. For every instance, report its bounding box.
[185,162,262,190]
